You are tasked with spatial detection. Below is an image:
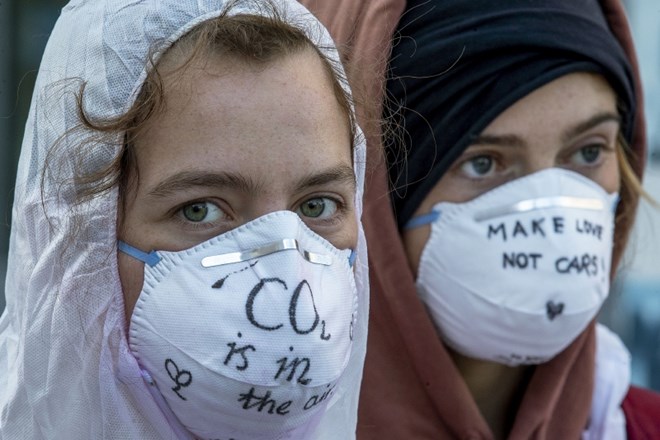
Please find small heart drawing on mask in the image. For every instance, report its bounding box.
[546,301,565,321]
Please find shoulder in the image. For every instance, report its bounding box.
[622,386,660,439]
[593,324,630,402]
[592,325,660,438]
[583,325,630,439]
[595,324,631,378]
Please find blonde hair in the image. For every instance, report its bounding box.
[613,133,656,272]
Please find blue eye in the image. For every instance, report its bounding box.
[575,145,602,164]
[180,202,225,223]
[460,155,495,178]
[298,197,338,220]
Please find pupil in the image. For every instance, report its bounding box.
[582,146,600,163]
[184,203,208,222]
[303,199,325,218]
[472,156,492,175]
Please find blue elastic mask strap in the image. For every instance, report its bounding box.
[611,194,621,213]
[117,241,161,267]
[404,210,441,230]
[348,249,357,267]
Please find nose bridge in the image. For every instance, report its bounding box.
[247,193,291,222]
[521,146,557,176]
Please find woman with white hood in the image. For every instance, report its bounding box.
[0,0,369,439]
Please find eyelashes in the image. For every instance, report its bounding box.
[179,201,227,224]
[296,196,340,220]
[170,193,350,233]
[458,154,498,179]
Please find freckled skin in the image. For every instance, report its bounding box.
[117,50,356,320]
[403,73,620,276]
[399,72,621,437]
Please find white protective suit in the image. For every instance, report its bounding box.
[0,0,369,438]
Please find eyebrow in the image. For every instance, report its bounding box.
[469,133,525,148]
[147,171,264,198]
[560,112,621,144]
[469,112,621,148]
[293,164,356,193]
[146,165,356,199]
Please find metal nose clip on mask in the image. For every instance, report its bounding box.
[405,169,619,366]
[119,211,358,440]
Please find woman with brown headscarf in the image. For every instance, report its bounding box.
[301,0,660,438]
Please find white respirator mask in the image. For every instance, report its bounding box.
[119,211,358,440]
[405,168,618,366]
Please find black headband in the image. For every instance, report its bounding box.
[386,0,636,228]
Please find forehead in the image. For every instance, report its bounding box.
[482,72,617,135]
[132,49,353,191]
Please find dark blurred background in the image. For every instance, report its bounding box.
[1,0,659,389]
[0,0,71,310]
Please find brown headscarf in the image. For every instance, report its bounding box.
[299,0,646,438]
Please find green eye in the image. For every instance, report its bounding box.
[301,199,326,218]
[298,197,338,219]
[182,202,210,222]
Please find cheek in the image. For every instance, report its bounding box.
[118,251,145,321]
[331,213,359,252]
[598,155,622,194]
